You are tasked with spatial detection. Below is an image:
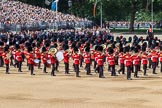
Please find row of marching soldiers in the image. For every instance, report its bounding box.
[66,44,162,80]
[0,42,61,76]
[0,42,162,80]
[63,43,162,80]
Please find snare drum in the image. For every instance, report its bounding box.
[34,59,40,66]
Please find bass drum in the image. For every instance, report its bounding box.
[56,50,64,62]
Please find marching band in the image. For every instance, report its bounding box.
[0,29,161,80]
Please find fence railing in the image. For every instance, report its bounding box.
[0,21,93,32]
[109,22,159,29]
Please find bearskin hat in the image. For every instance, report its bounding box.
[31,42,36,48]
[124,46,130,53]
[41,47,46,53]
[85,47,90,52]
[0,41,4,46]
[51,37,57,42]
[27,46,33,53]
[77,42,81,48]
[63,40,68,45]
[15,44,20,50]
[97,46,103,52]
[119,47,123,52]
[160,45,162,51]
[25,42,30,48]
[142,45,146,52]
[128,37,132,43]
[134,47,138,53]
[94,45,99,51]
[63,44,69,51]
[4,46,9,52]
[108,47,114,54]
[53,43,58,48]
[45,41,50,47]
[71,42,76,48]
[85,42,90,48]
[58,38,63,43]
[74,47,78,53]
[36,42,41,48]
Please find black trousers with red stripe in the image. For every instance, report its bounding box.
[118,64,125,74]
[51,64,56,76]
[152,62,156,74]
[64,62,69,74]
[85,63,91,75]
[5,64,9,74]
[74,64,79,77]
[143,64,147,75]
[17,61,22,72]
[28,64,34,75]
[126,66,131,79]
[98,65,104,78]
[110,65,116,76]
[160,62,162,72]
[134,65,139,77]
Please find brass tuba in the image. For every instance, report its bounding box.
[48,47,57,56]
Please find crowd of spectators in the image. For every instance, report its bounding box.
[0,0,92,31]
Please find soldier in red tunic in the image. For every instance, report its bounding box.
[50,43,59,72]
[105,49,110,72]
[83,47,91,75]
[94,46,100,73]
[90,49,95,67]
[124,49,132,80]
[159,46,162,72]
[12,48,17,68]
[0,41,4,67]
[96,46,105,78]
[141,52,148,76]
[72,47,80,77]
[9,45,14,66]
[2,46,10,74]
[94,46,99,72]
[79,43,84,67]
[48,46,57,76]
[151,50,158,74]
[132,48,140,78]
[34,43,41,69]
[27,46,35,75]
[15,44,23,72]
[118,52,125,74]
[63,45,70,74]
[107,48,116,76]
[41,47,48,73]
[147,50,152,68]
